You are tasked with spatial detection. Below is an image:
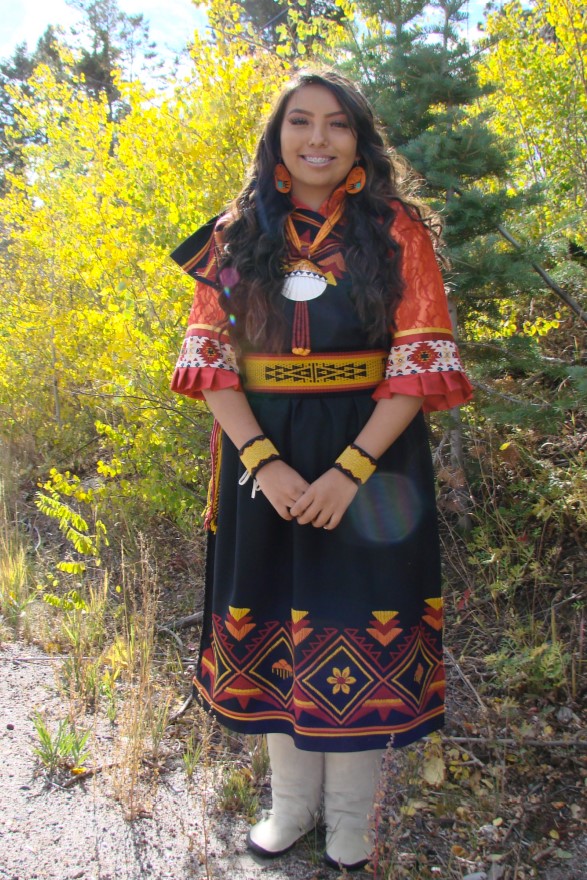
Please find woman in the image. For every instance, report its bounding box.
[170,70,472,870]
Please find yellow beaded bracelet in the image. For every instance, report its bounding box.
[239,434,281,478]
[333,443,377,486]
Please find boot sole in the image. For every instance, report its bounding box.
[324,852,370,871]
[246,829,304,859]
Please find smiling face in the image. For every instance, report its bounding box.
[279,85,359,211]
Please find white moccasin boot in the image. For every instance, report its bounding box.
[323,749,384,871]
[247,733,324,857]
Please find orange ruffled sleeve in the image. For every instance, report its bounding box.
[373,201,473,413]
[169,215,242,401]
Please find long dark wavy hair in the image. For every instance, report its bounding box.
[217,70,433,352]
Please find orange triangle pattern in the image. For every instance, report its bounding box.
[368,610,402,646]
[225,607,256,641]
[292,609,314,646]
[422,599,443,632]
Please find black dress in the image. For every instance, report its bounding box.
[170,191,472,751]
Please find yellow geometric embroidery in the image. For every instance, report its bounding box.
[292,609,309,623]
[242,351,387,393]
[372,610,399,624]
[229,606,251,621]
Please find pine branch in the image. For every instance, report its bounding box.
[453,187,587,326]
[472,380,547,408]
[496,224,587,326]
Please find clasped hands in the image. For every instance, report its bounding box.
[254,459,358,531]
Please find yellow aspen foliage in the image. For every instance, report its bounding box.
[201,0,354,60]
[0,28,288,523]
[480,0,587,244]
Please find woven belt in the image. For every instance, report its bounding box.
[242,350,387,393]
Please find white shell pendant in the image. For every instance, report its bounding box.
[282,260,328,302]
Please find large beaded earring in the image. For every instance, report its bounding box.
[274,163,292,193]
[345,163,366,194]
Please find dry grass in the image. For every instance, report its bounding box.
[0,477,36,639]
[105,538,166,818]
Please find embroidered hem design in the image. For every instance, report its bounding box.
[194,600,444,743]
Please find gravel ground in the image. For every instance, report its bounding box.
[0,641,334,880]
[2,640,586,880]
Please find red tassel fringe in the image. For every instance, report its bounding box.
[292,301,311,356]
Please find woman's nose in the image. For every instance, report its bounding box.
[308,124,328,146]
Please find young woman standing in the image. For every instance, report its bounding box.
[170,70,472,870]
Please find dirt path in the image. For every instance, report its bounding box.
[0,642,326,880]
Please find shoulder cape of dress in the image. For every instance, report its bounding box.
[170,215,222,286]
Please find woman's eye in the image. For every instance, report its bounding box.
[289,117,309,125]
[331,120,349,129]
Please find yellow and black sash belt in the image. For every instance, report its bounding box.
[242,350,387,393]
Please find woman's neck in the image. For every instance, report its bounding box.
[290,185,335,213]
[290,183,346,215]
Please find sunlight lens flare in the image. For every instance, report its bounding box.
[348,472,422,544]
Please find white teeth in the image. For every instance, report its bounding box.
[303,156,332,165]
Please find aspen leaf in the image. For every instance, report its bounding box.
[401,798,427,815]
[421,755,446,785]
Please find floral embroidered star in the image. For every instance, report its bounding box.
[327,666,357,695]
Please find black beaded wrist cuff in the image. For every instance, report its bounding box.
[238,434,281,478]
[333,443,377,486]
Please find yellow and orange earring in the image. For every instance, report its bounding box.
[274,163,292,193]
[345,163,366,194]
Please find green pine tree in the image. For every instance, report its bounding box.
[345,0,586,432]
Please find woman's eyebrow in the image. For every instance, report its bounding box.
[286,108,348,118]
